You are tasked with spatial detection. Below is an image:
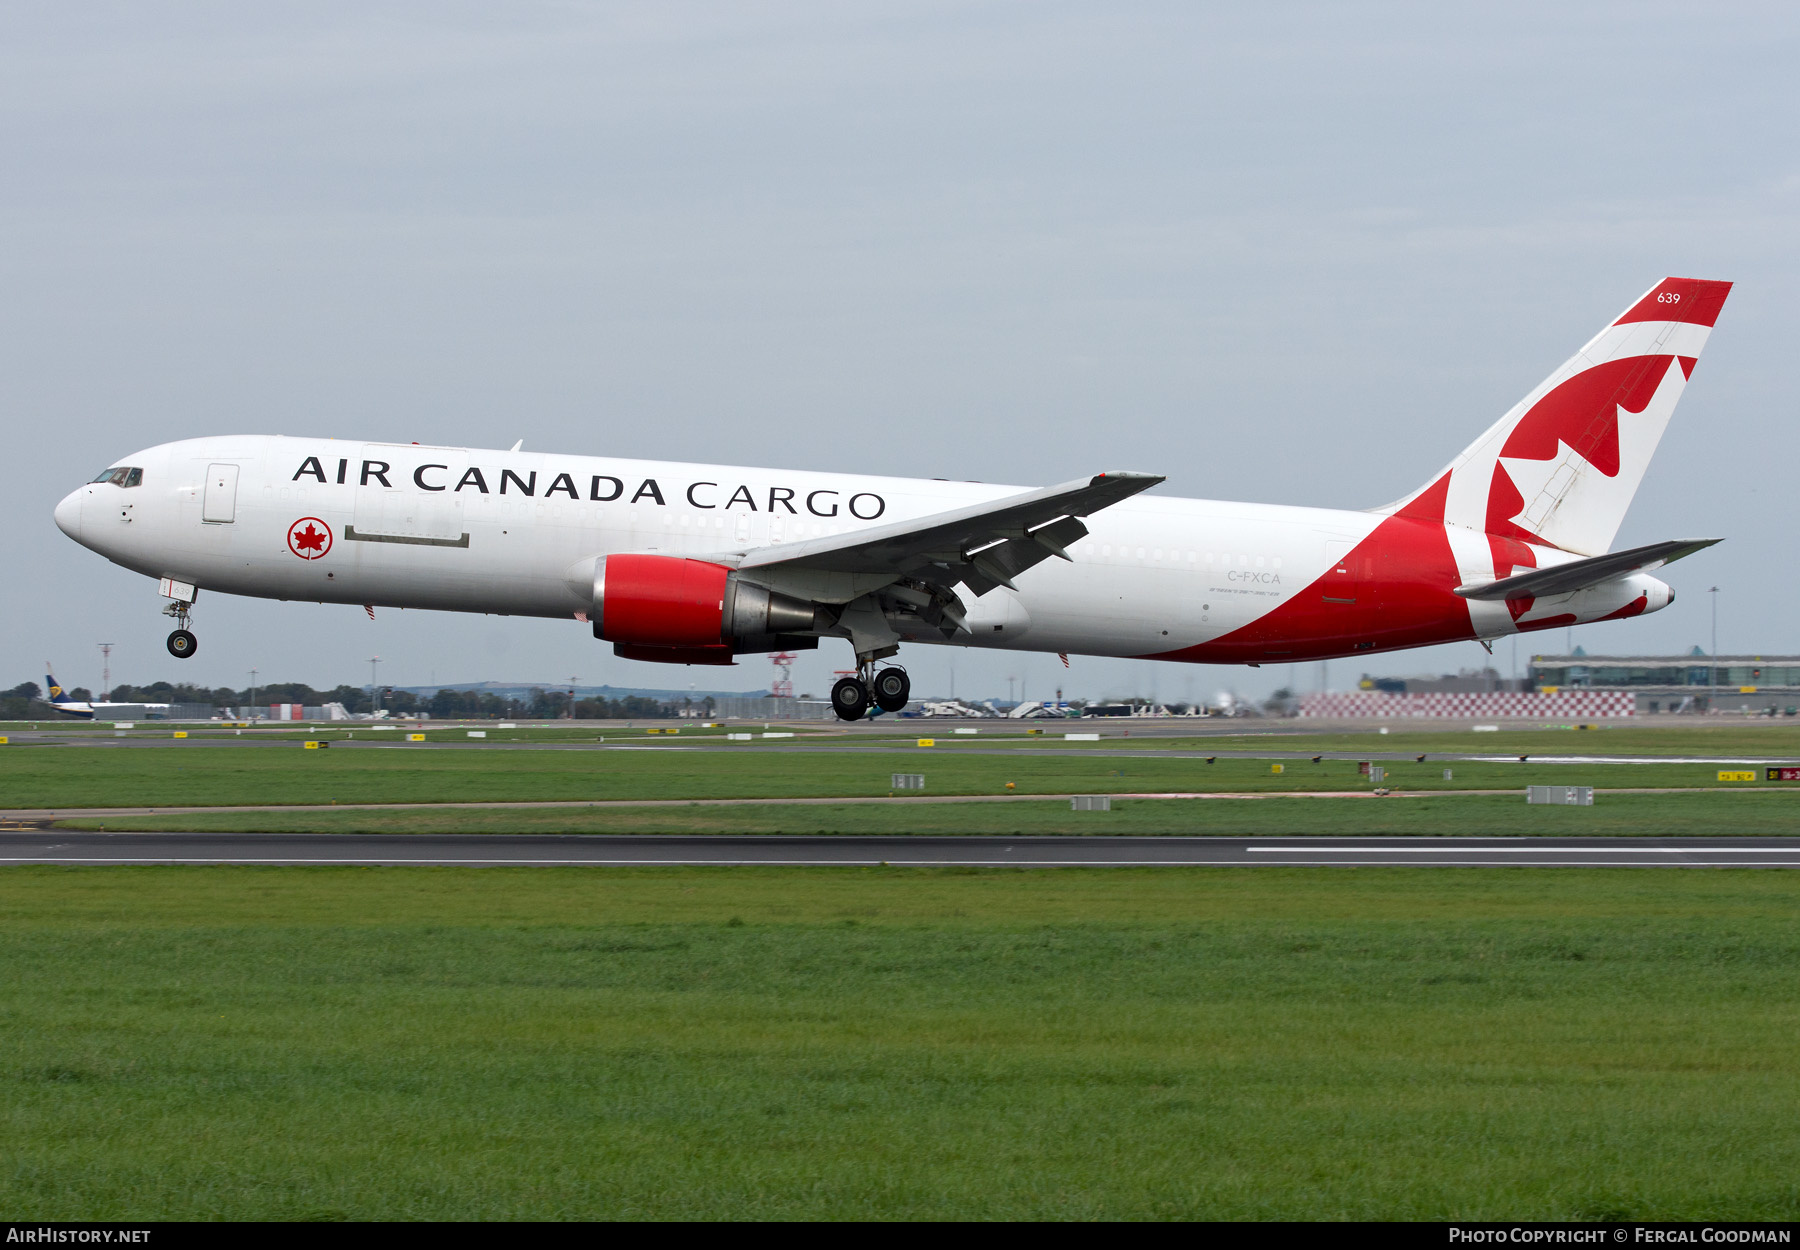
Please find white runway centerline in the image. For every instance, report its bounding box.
[1251,844,1780,854]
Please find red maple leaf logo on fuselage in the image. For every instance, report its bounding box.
[287,518,333,559]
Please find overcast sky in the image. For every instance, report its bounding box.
[4,2,1795,704]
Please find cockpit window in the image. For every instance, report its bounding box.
[90,467,143,488]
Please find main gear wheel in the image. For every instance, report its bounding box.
[872,667,911,713]
[831,676,871,722]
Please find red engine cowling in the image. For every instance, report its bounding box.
[592,554,830,664]
[594,555,729,647]
[612,642,737,665]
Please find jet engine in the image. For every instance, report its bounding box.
[591,554,831,664]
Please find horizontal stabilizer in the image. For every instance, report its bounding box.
[1454,538,1720,601]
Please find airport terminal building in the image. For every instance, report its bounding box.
[1323,654,1800,718]
[1526,653,1800,715]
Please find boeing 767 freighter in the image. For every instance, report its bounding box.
[54,277,1729,720]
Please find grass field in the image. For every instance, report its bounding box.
[5,743,1793,811]
[54,790,1800,837]
[3,866,1798,1219]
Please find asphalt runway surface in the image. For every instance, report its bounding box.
[5,831,1799,867]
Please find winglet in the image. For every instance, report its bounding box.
[1074,471,1164,513]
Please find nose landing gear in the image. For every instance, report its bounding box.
[831,665,911,721]
[164,600,198,659]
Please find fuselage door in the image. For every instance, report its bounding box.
[203,463,239,523]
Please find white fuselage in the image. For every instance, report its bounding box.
[54,435,1663,665]
[48,701,172,719]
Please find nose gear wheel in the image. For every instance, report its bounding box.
[163,599,197,660]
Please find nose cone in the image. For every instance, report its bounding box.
[54,487,86,542]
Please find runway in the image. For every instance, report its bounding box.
[4,831,1799,867]
[13,732,1798,768]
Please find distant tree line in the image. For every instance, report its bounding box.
[2,682,47,718]
[2,678,707,720]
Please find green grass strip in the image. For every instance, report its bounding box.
[6,743,1793,810]
[1,866,1798,1219]
[52,790,1800,837]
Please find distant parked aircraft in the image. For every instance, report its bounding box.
[43,667,171,719]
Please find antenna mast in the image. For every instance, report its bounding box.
[97,643,114,701]
[769,652,796,699]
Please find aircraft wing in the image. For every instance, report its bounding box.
[1454,537,1720,601]
[725,471,1164,598]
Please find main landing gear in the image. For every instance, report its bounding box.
[165,600,198,659]
[831,665,911,722]
[872,667,911,712]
